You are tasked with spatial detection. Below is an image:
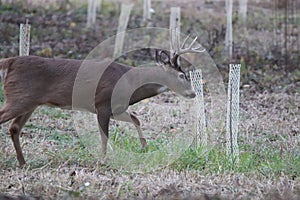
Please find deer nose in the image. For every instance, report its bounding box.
[189,92,196,98]
[186,91,196,99]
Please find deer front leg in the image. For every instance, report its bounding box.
[130,113,147,148]
[112,112,147,148]
[96,107,111,155]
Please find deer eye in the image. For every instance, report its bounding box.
[179,73,185,80]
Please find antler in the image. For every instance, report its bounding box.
[171,34,206,66]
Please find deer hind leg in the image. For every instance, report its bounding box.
[9,110,34,167]
[0,105,23,125]
[112,112,147,148]
[0,99,36,124]
[0,102,36,166]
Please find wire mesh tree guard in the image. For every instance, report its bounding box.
[19,20,31,56]
[190,69,207,147]
[226,64,240,163]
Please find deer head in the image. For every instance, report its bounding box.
[156,35,205,79]
[154,35,205,98]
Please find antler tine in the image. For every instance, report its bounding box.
[170,34,205,67]
[193,45,206,53]
[187,36,198,50]
[180,34,190,49]
[175,36,206,56]
[189,37,206,52]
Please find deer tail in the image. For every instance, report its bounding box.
[0,58,14,82]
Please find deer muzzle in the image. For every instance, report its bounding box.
[185,90,196,99]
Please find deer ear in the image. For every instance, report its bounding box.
[156,50,170,66]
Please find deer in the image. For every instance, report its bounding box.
[0,35,204,167]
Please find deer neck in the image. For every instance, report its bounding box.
[125,66,171,106]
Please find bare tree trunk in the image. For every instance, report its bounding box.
[239,0,248,22]
[225,0,233,59]
[143,0,151,23]
[96,0,102,12]
[170,7,181,57]
[87,0,97,28]
[114,3,134,58]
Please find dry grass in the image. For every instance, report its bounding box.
[0,89,299,199]
[243,89,299,152]
[0,167,299,199]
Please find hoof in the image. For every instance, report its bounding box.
[139,138,147,149]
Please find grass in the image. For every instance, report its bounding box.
[105,126,300,178]
[0,81,299,178]
[172,143,300,178]
[0,85,299,198]
[40,107,71,119]
[2,119,298,199]
[0,1,299,197]
[111,129,168,153]
[15,115,297,179]
[11,109,296,177]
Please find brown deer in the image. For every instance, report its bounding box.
[0,36,203,166]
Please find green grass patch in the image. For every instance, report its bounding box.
[171,144,300,178]
[66,128,300,177]
[39,107,71,119]
[0,1,24,14]
[24,123,50,132]
[111,129,168,153]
